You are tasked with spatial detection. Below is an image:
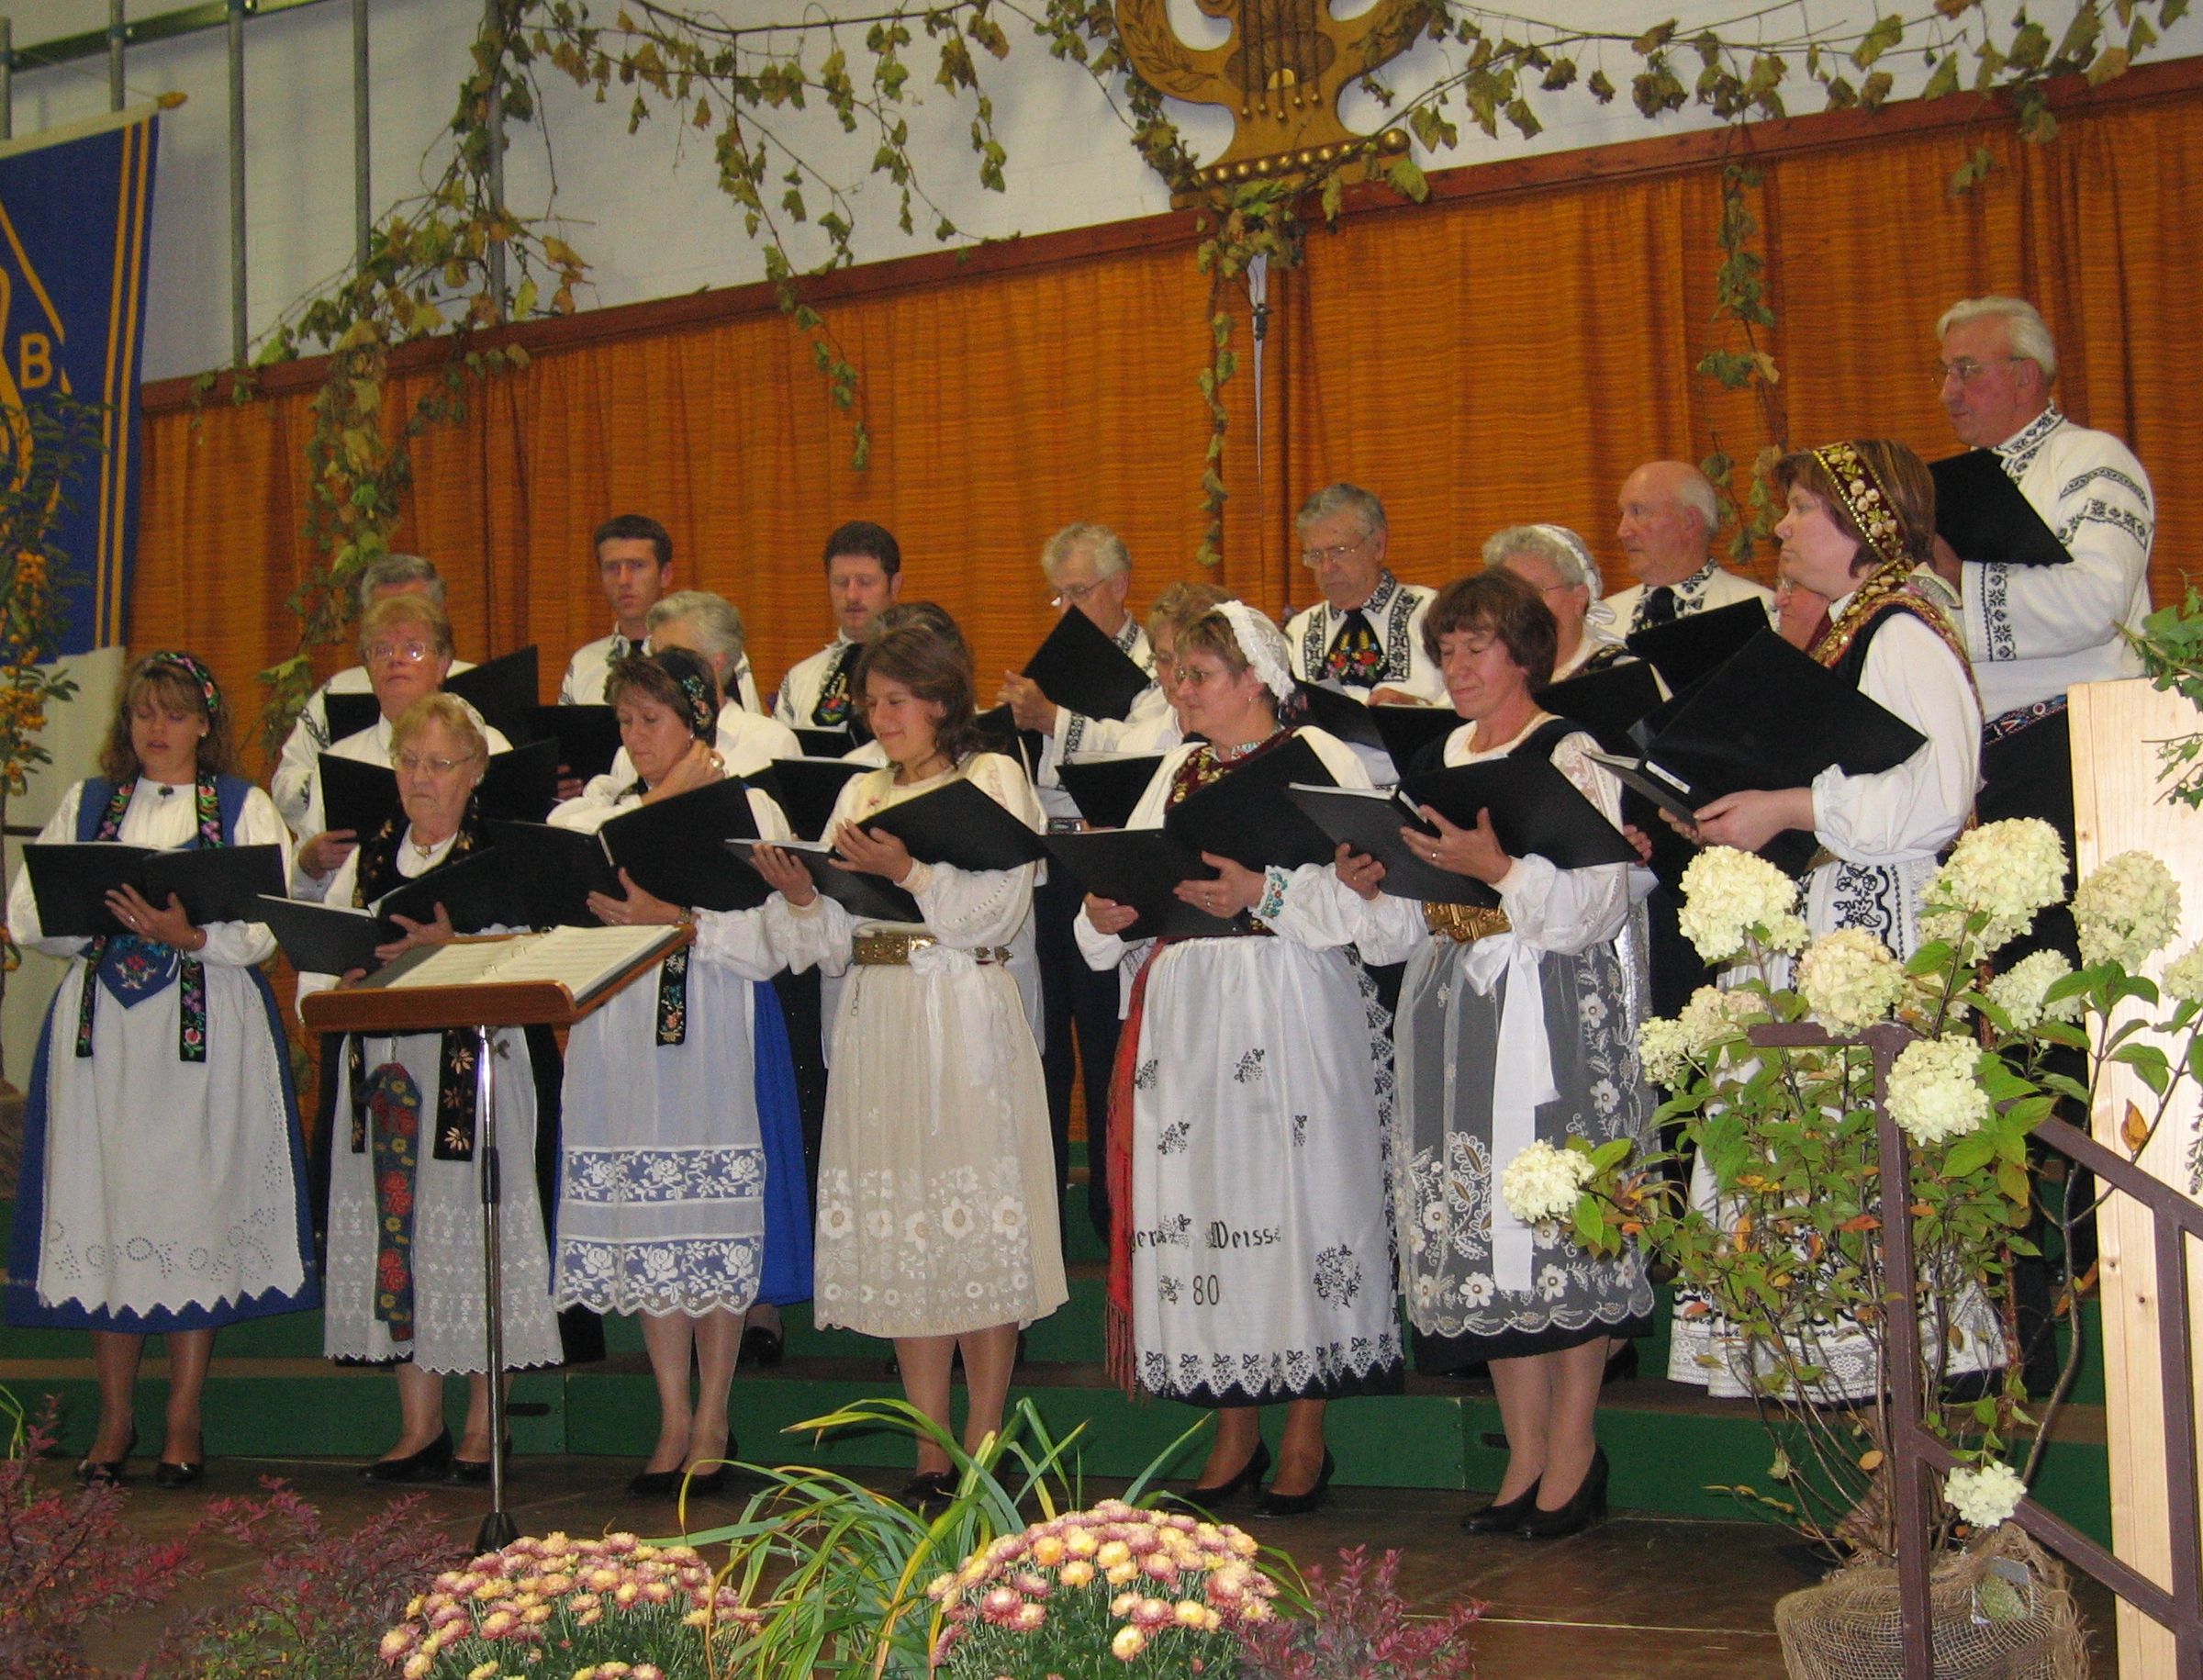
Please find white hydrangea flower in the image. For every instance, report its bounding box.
[2163,942,2203,1006]
[1499,1140,1594,1226]
[1796,928,1905,1033]
[1985,950,2082,1032]
[1679,984,1766,1058]
[1885,1036,1989,1147]
[1676,848,1801,966]
[1637,1015,1694,1089]
[2074,851,2183,971]
[1922,819,2069,958]
[1944,1460,2028,1529]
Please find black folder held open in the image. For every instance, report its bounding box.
[598,778,769,913]
[319,738,562,837]
[725,840,924,924]
[760,756,868,842]
[1055,754,1165,831]
[1931,449,2070,569]
[254,846,518,974]
[525,704,622,782]
[1020,609,1153,722]
[25,842,289,940]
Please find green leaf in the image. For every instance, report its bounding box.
[1851,13,1904,68]
[1944,1132,1998,1176]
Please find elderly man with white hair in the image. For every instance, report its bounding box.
[1605,461,1773,633]
[1927,296,2154,873]
[1283,483,1446,706]
[998,522,1162,1247]
[1483,524,1627,681]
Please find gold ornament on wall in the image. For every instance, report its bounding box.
[1113,0,1423,197]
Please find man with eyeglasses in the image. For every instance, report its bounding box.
[1283,483,1446,709]
[1604,460,1774,635]
[772,520,905,734]
[268,554,475,835]
[1928,294,2154,942]
[997,522,1163,1245]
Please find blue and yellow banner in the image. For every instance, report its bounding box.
[0,107,160,655]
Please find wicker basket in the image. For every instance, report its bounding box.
[1774,1528,2089,1680]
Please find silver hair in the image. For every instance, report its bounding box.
[1295,482,1388,537]
[356,553,445,612]
[1482,523,1604,598]
[1039,521,1131,583]
[647,588,747,666]
[1938,296,2059,383]
[1667,466,1720,536]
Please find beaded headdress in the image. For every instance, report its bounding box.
[1809,441,1908,571]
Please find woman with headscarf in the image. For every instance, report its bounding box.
[548,647,810,1497]
[1075,602,1403,1520]
[5,653,315,1488]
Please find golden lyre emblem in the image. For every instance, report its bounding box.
[1113,0,1422,194]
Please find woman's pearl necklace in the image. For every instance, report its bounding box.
[1211,728,1281,763]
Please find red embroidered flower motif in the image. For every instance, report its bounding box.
[377,1249,408,1291]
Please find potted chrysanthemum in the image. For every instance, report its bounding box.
[1536,818,2201,1678]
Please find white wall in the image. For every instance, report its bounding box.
[16,0,2191,385]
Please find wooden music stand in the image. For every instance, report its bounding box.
[303,925,693,1550]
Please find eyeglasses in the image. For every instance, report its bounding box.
[1299,532,1371,569]
[393,752,475,776]
[366,640,436,665]
[1934,356,2021,386]
[1050,578,1113,609]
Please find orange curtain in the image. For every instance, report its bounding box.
[131,82,2203,778]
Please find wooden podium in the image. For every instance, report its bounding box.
[303,924,692,1549]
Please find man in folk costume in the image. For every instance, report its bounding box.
[997,522,1163,1245]
[1283,484,1446,709]
[1604,460,1775,633]
[560,514,764,710]
[1927,296,2154,959]
[772,520,904,732]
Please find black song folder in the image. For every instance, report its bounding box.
[598,778,769,913]
[1534,658,1665,749]
[855,777,1048,871]
[1162,734,1338,873]
[1039,827,1243,942]
[26,842,289,939]
[319,740,560,838]
[1020,609,1153,722]
[1284,785,1491,906]
[1931,449,2070,569]
[1624,598,1768,693]
[482,820,620,928]
[726,839,924,924]
[1056,754,1165,830]
[1367,704,1459,774]
[322,689,380,744]
[792,725,858,761]
[527,704,622,782]
[761,757,867,842]
[444,645,540,734]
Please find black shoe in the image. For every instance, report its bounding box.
[152,1442,206,1489]
[77,1425,139,1487]
[361,1429,453,1484]
[1602,1343,1639,1384]
[1461,1478,1541,1534]
[447,1439,512,1485]
[685,1466,728,1496]
[1253,1450,1335,1520]
[629,1467,684,1498]
[1159,1439,1271,1514]
[896,1470,957,1515]
[1519,1446,1608,1540]
[741,1324,786,1368]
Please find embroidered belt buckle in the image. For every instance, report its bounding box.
[1422,902,1511,944]
[1982,693,2068,745]
[852,930,1012,966]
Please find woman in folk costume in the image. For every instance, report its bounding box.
[752,619,1065,1512]
[5,653,315,1487]
[549,648,810,1498]
[1076,602,1402,1520]
[1269,570,1655,1538]
[1660,437,1997,1398]
[298,692,565,1483]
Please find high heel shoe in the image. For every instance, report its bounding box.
[361,1429,453,1484]
[153,1435,206,1490]
[1253,1450,1334,1520]
[895,1469,958,1516]
[1158,1439,1271,1514]
[447,1438,514,1485]
[76,1425,138,1487]
[1518,1446,1608,1540]
[1460,1478,1541,1534]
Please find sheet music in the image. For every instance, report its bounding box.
[381,924,679,1002]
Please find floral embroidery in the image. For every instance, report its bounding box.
[1231,1048,1266,1084]
[1313,1244,1362,1306]
[655,949,691,1046]
[1157,1120,1192,1155]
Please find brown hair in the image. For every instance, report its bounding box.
[1146,580,1230,641]
[606,647,721,742]
[855,620,986,766]
[357,591,454,659]
[100,655,237,781]
[1773,439,1937,576]
[1420,569,1559,690]
[875,599,967,658]
[389,692,491,764]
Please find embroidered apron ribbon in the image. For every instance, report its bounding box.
[73,774,219,1062]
